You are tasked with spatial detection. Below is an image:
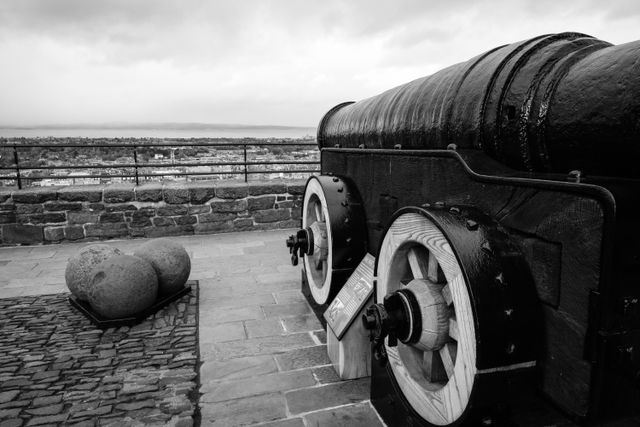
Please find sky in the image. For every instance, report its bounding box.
[0,0,639,128]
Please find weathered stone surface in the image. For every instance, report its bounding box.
[84,223,128,238]
[153,217,175,227]
[2,224,43,244]
[212,333,315,359]
[15,204,42,214]
[248,196,275,211]
[194,222,234,234]
[263,302,311,318]
[87,255,158,319]
[104,204,137,213]
[67,212,98,225]
[210,199,247,213]
[303,402,384,427]
[144,225,194,238]
[163,185,190,204]
[103,184,135,203]
[135,183,163,202]
[285,378,370,414]
[312,366,340,384]
[281,314,322,333]
[259,418,305,427]
[248,182,287,196]
[99,213,125,223]
[28,213,66,224]
[201,370,315,403]
[0,390,19,404]
[174,216,197,226]
[254,209,290,223]
[215,183,248,199]
[0,190,12,203]
[133,239,191,296]
[198,212,236,223]
[58,186,103,202]
[65,244,123,301]
[275,346,330,371]
[200,393,287,427]
[188,184,216,204]
[286,181,307,195]
[11,189,57,204]
[44,226,65,242]
[199,355,277,382]
[232,218,254,230]
[244,318,284,339]
[64,226,85,241]
[187,205,210,215]
[158,206,188,216]
[44,202,83,212]
[0,212,16,224]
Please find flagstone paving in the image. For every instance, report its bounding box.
[0,230,385,427]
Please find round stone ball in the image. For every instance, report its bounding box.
[65,244,123,301]
[133,238,191,296]
[87,255,158,319]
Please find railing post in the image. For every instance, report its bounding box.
[133,146,139,186]
[12,144,22,190]
[243,144,248,183]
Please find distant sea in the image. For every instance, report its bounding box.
[0,124,317,139]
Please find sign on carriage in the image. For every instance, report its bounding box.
[324,253,375,340]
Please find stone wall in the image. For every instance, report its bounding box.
[0,180,305,245]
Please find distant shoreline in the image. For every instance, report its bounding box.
[0,124,317,139]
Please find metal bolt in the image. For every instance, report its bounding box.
[465,220,478,230]
[447,143,458,151]
[504,308,514,318]
[434,201,445,209]
[421,203,431,208]
[568,170,582,183]
[394,144,402,149]
[481,241,492,254]
[506,343,516,354]
[449,207,460,214]
[334,144,341,148]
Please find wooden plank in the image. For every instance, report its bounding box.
[407,247,429,279]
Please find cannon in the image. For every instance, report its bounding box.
[287,32,640,425]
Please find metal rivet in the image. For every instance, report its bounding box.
[434,201,445,209]
[337,186,344,192]
[568,170,582,183]
[506,343,516,354]
[394,144,402,149]
[358,144,366,149]
[334,144,341,148]
[495,273,504,285]
[341,201,348,207]
[344,218,350,224]
[465,220,478,230]
[481,418,493,426]
[449,207,460,214]
[346,237,352,244]
[481,241,492,254]
[447,143,457,151]
[333,177,339,182]
[421,203,431,208]
[504,308,513,318]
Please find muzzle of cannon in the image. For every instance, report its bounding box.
[287,32,640,426]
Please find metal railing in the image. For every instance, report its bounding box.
[0,140,321,189]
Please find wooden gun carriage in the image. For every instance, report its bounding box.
[286,33,640,426]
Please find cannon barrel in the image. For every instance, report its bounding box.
[318,32,640,178]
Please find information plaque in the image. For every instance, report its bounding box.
[324,253,375,340]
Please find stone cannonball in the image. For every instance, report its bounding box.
[87,255,159,319]
[133,238,191,296]
[65,244,123,301]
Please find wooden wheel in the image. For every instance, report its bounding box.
[302,177,332,304]
[377,211,476,425]
[296,175,367,305]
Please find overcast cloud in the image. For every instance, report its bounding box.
[0,0,638,127]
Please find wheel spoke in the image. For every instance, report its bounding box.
[441,283,453,305]
[407,247,429,279]
[427,251,445,283]
[449,317,459,341]
[322,259,328,278]
[314,202,323,222]
[423,350,448,383]
[439,343,457,378]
